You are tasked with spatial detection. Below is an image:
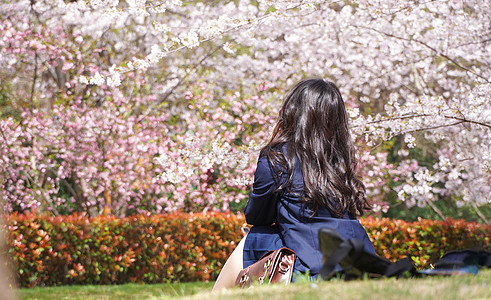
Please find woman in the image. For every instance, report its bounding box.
[213,79,375,291]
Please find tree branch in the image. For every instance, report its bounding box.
[471,202,489,224]
[24,172,60,216]
[61,178,81,204]
[30,53,38,103]
[358,114,491,130]
[426,200,446,220]
[136,43,224,124]
[353,25,490,83]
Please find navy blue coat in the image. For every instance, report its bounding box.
[244,152,375,275]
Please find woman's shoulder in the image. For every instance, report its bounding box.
[255,155,274,177]
[255,147,290,188]
[257,148,289,175]
[258,143,290,163]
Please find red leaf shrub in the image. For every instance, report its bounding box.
[4,213,490,287]
[361,217,491,267]
[5,212,245,287]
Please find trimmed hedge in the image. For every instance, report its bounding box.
[4,213,491,287]
[365,218,490,266]
[5,212,244,287]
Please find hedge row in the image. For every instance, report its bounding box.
[4,213,491,287]
[5,212,243,287]
[365,217,490,266]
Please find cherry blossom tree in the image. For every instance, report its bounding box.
[1,0,489,221]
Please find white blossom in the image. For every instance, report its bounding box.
[79,75,89,85]
[179,31,200,49]
[222,42,236,54]
[404,134,416,148]
[88,72,105,86]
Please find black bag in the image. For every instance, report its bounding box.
[419,249,491,275]
[318,227,417,280]
[434,249,491,268]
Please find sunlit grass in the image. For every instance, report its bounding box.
[201,269,491,300]
[17,270,491,300]
[17,281,214,300]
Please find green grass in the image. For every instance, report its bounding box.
[16,281,214,300]
[17,270,491,300]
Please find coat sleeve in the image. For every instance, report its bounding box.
[244,156,279,225]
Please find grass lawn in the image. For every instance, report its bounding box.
[16,281,214,300]
[17,270,491,300]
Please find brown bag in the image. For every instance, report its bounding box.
[235,247,296,288]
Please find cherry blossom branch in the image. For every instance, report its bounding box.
[87,3,307,85]
[360,114,491,130]
[361,121,465,141]
[137,43,224,122]
[353,25,490,83]
[403,121,464,133]
[358,0,440,18]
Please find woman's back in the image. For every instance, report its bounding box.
[244,151,374,275]
[213,78,375,290]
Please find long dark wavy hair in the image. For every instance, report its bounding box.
[260,78,371,218]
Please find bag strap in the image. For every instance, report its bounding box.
[258,249,276,261]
